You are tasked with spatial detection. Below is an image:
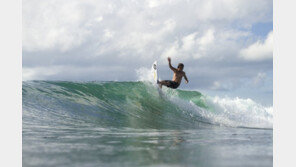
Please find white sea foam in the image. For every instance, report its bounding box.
[164,89,273,129]
[136,67,155,82]
[204,96,273,128]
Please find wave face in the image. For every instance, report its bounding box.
[23,81,273,129]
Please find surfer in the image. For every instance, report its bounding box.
[158,57,189,89]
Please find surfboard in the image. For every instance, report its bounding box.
[152,61,158,84]
[152,61,164,96]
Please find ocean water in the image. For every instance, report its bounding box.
[22,81,273,167]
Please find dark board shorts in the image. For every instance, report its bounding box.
[164,80,180,89]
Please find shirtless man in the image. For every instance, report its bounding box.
[158,57,189,89]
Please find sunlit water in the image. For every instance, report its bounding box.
[23,124,272,167]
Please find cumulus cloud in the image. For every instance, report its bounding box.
[253,72,267,86]
[22,0,95,52]
[22,66,63,80]
[22,0,273,104]
[23,0,272,53]
[161,29,215,60]
[239,31,273,61]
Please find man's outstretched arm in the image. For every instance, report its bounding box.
[184,73,189,84]
[168,57,177,72]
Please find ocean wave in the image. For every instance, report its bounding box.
[22,81,273,129]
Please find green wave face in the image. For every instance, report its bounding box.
[22,81,273,129]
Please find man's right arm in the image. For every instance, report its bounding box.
[168,57,177,72]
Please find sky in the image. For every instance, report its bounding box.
[22,0,273,106]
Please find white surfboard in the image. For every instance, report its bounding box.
[152,61,158,84]
[152,61,164,96]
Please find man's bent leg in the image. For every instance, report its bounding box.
[159,80,170,89]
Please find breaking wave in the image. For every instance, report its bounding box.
[23,81,273,129]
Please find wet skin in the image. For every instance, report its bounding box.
[159,57,188,88]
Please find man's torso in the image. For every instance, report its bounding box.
[172,71,184,84]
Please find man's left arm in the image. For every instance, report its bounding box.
[184,73,189,84]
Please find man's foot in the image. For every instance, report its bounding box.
[157,80,162,88]
[158,84,162,89]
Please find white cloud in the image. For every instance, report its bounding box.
[23,0,93,52]
[181,32,198,51]
[199,29,214,47]
[23,0,272,54]
[22,0,273,104]
[22,66,62,80]
[147,0,171,8]
[160,28,247,61]
[253,72,267,86]
[103,29,114,39]
[196,0,272,24]
[95,16,103,22]
[211,81,222,90]
[239,31,273,61]
[22,65,132,81]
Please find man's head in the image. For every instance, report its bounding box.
[177,63,184,71]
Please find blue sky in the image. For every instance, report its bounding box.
[22,0,273,106]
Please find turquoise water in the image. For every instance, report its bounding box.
[23,81,273,167]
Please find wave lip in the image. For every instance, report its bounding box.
[22,81,273,129]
